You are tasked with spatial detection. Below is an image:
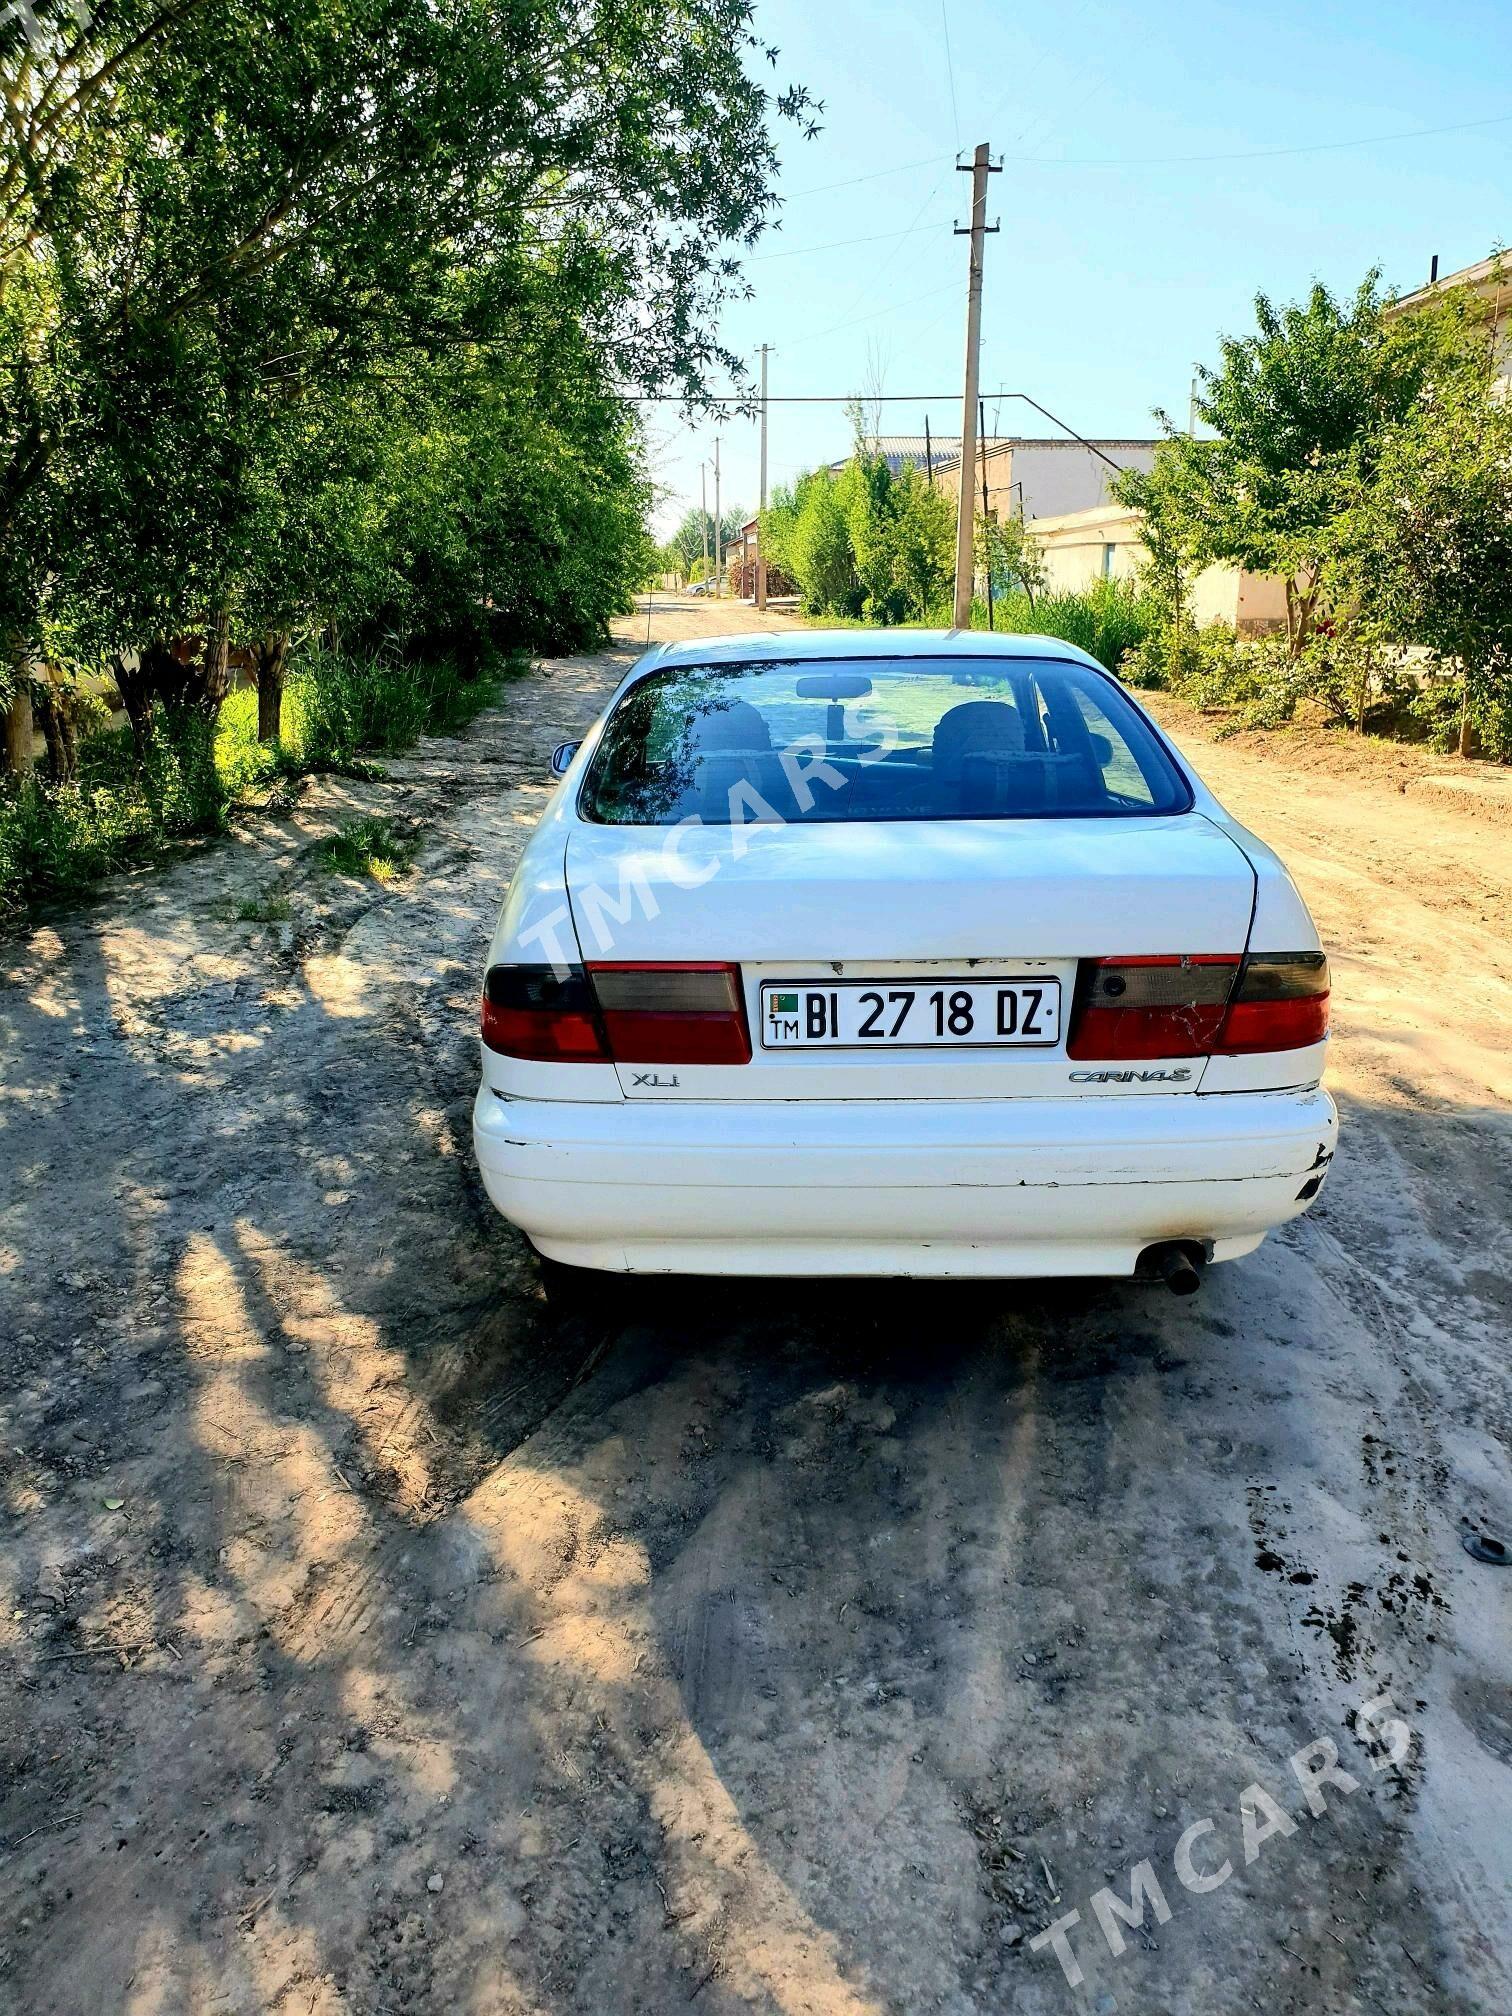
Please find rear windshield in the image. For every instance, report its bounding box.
[580,655,1192,826]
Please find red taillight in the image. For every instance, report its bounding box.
[588,963,751,1065]
[1066,951,1330,1060]
[481,964,609,1061]
[1067,956,1239,1060]
[1216,952,1330,1053]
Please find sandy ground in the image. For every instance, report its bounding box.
[2,599,1510,2016]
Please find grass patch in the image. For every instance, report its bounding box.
[1,644,523,921]
[315,815,421,882]
[966,580,1156,673]
[294,645,522,771]
[235,893,292,923]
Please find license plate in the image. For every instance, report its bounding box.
[759,979,1062,1050]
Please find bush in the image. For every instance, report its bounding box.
[974,578,1157,674]
[316,814,421,882]
[1134,623,1443,739]
[293,644,518,771]
[0,644,523,918]
[215,684,299,796]
[0,706,230,915]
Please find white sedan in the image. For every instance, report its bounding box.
[473,631,1336,1292]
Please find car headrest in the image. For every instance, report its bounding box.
[932,700,1026,780]
[689,698,774,752]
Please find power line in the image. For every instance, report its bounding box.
[1020,106,1512,167]
[780,152,953,199]
[625,388,1136,470]
[748,222,943,263]
[774,104,1512,199]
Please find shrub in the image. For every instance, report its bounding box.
[975,578,1157,674]
[0,706,228,915]
[0,645,521,918]
[316,814,422,882]
[298,644,516,771]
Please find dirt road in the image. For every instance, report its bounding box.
[3,600,1510,2016]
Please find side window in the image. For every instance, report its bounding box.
[1071,687,1157,806]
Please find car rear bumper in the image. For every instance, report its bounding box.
[472,1084,1338,1278]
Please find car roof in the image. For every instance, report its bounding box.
[641,628,1109,674]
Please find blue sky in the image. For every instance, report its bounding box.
[645,0,1512,539]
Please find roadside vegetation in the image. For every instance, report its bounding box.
[1116,271,1512,759]
[657,508,752,587]
[754,441,1159,672]
[0,648,517,912]
[0,0,818,919]
[761,272,1511,759]
[316,814,424,885]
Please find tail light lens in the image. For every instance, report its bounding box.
[481,962,752,1065]
[482,964,609,1061]
[588,963,751,1064]
[1067,956,1239,1060]
[1218,952,1330,1052]
[1067,951,1330,1060]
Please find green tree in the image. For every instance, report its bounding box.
[766,452,953,622]
[1122,274,1462,661]
[665,506,747,580]
[788,469,860,616]
[1113,449,1205,684]
[888,466,955,621]
[977,509,1046,611]
[1347,358,1512,758]
[1,0,816,760]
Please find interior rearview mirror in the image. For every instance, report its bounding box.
[550,741,580,778]
[795,671,873,700]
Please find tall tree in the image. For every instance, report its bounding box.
[666,505,747,578]
[1347,354,1512,758]
[1,0,816,754]
[1119,274,1466,660]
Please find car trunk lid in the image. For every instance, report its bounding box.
[564,815,1256,1100]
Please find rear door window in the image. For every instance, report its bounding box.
[581,655,1191,826]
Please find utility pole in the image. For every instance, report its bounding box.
[700,462,710,584]
[1188,375,1198,436]
[756,344,771,610]
[953,142,1000,628]
[924,415,934,487]
[713,435,722,596]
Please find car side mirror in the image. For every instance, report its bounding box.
[550,741,580,778]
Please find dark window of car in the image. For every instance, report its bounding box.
[580,656,1193,825]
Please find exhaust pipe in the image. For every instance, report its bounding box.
[1140,1241,1203,1296]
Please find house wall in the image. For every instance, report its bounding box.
[1031,503,1285,634]
[1035,512,1145,595]
[932,443,1015,517]
[1012,441,1157,520]
[934,440,1158,523]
